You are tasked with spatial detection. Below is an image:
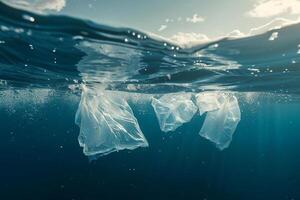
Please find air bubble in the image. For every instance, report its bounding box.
[269,32,278,41]
[22,14,35,22]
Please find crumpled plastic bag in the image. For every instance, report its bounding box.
[151,93,198,132]
[75,87,148,157]
[196,93,241,150]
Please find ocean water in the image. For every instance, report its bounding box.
[1,2,300,200]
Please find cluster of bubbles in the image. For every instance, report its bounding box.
[124,30,148,43]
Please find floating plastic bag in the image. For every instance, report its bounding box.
[195,92,223,115]
[151,93,198,132]
[196,93,241,150]
[75,87,148,157]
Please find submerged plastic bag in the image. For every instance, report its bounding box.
[151,93,198,132]
[75,87,148,157]
[196,93,241,150]
[195,92,223,115]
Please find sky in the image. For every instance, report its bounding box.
[4,0,300,45]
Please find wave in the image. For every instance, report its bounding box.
[0,1,300,95]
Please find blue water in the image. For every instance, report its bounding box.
[1,2,300,199]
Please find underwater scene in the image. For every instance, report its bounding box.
[1,0,300,199]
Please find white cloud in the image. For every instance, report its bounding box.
[3,0,66,12]
[170,32,210,47]
[158,25,167,32]
[248,0,300,18]
[186,14,205,23]
[226,18,299,39]
[35,0,66,11]
[227,29,246,38]
[165,18,175,23]
[248,17,298,35]
[168,17,300,47]
[165,17,183,23]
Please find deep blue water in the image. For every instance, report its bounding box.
[1,93,300,200]
[1,2,300,200]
